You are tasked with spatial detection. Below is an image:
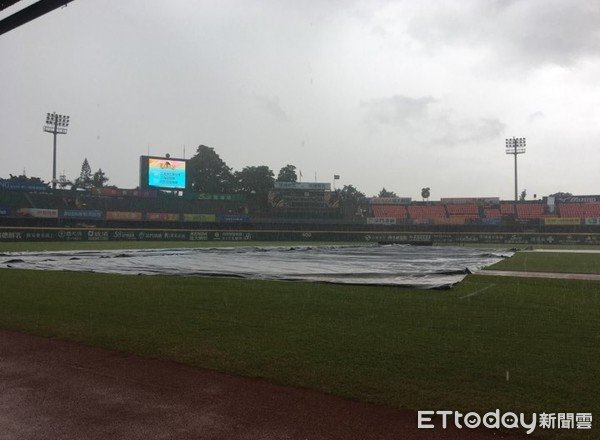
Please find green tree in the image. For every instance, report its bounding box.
[277,164,297,182]
[234,165,274,194]
[519,189,527,201]
[421,187,431,201]
[74,158,93,189]
[338,184,365,203]
[58,173,73,189]
[6,174,49,186]
[337,184,366,217]
[92,168,109,188]
[187,145,235,193]
[377,187,397,198]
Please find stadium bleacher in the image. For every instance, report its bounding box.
[407,205,447,220]
[483,208,501,218]
[0,186,250,227]
[371,205,408,219]
[0,190,29,209]
[2,182,600,232]
[515,203,553,219]
[445,203,478,216]
[445,203,480,221]
[558,203,600,218]
[499,203,515,215]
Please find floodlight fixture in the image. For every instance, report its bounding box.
[505,137,526,154]
[43,112,70,189]
[505,137,526,202]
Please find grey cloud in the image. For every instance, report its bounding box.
[254,95,290,122]
[528,111,545,123]
[405,0,600,68]
[362,93,504,146]
[497,1,600,66]
[361,94,437,126]
[431,117,506,146]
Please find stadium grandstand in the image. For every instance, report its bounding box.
[2,177,600,233]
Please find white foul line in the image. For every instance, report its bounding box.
[460,284,495,299]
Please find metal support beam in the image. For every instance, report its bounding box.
[0,0,74,36]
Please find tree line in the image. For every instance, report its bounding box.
[2,144,446,202]
[187,145,374,206]
[2,158,108,191]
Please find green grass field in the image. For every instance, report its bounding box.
[489,251,600,274]
[1,245,599,439]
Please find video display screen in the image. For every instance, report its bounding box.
[142,157,187,189]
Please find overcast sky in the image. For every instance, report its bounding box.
[1,0,599,200]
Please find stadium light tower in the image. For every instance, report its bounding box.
[505,137,526,202]
[43,112,70,189]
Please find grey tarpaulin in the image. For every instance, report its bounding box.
[1,245,513,289]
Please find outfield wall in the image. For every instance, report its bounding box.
[1,227,600,246]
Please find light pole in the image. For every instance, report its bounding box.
[505,137,526,202]
[43,112,70,189]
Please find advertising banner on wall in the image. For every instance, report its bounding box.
[367,217,397,225]
[481,218,502,226]
[1,228,600,245]
[547,195,600,203]
[441,197,500,204]
[63,209,103,220]
[370,197,412,205]
[543,217,582,225]
[185,193,246,202]
[105,211,143,221]
[0,180,49,191]
[145,212,180,222]
[218,214,251,223]
[183,213,216,222]
[433,217,467,225]
[15,208,58,218]
[97,188,158,198]
[274,182,331,191]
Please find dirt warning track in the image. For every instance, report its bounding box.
[0,330,526,440]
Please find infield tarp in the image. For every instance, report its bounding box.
[1,245,513,289]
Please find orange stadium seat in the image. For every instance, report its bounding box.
[558,203,600,218]
[408,205,447,220]
[515,203,546,218]
[445,203,478,216]
[484,208,501,218]
[500,203,515,215]
[372,205,408,219]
